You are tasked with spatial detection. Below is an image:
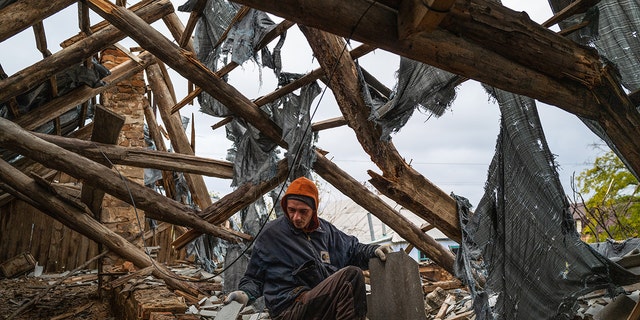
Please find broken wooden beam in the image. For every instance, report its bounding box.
[33,130,234,178]
[80,105,125,217]
[300,26,461,242]
[0,117,248,243]
[314,151,455,273]
[0,160,202,297]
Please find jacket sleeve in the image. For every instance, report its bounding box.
[238,246,266,303]
[348,242,380,270]
[326,221,379,270]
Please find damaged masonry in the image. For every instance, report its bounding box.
[1,0,640,319]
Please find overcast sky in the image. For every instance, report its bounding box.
[0,1,608,208]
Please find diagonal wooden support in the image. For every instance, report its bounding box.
[398,0,455,37]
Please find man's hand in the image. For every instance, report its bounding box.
[224,290,249,305]
[375,244,393,261]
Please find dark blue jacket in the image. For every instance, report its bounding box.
[238,216,379,316]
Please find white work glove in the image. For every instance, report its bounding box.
[224,290,249,305]
[374,244,393,262]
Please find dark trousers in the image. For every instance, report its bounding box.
[275,266,367,320]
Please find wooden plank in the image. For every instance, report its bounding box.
[628,298,640,320]
[398,0,455,37]
[0,0,76,42]
[80,105,125,217]
[311,116,347,132]
[542,0,600,28]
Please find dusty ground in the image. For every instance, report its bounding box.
[0,275,111,320]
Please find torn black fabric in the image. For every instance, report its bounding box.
[368,57,461,140]
[455,87,638,320]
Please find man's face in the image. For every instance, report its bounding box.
[286,199,314,230]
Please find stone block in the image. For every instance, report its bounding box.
[368,251,427,320]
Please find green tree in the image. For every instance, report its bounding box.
[575,151,640,242]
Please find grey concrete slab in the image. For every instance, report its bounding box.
[216,301,245,320]
[368,251,426,320]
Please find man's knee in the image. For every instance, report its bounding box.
[340,266,364,279]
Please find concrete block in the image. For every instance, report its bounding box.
[215,301,245,320]
[368,251,427,320]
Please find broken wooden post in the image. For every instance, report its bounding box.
[368,251,427,320]
[314,151,455,273]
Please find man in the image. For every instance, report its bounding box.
[225,176,392,319]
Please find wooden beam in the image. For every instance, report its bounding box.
[80,105,125,217]
[171,160,289,249]
[142,103,178,198]
[311,116,347,132]
[146,63,213,209]
[542,0,600,28]
[0,159,202,297]
[86,0,287,148]
[33,132,234,179]
[313,151,455,273]
[0,0,76,42]
[398,0,456,37]
[14,52,155,131]
[229,0,603,118]
[0,0,173,104]
[300,26,461,242]
[211,44,376,130]
[0,117,248,243]
[179,0,207,49]
[62,0,158,48]
[162,12,195,53]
